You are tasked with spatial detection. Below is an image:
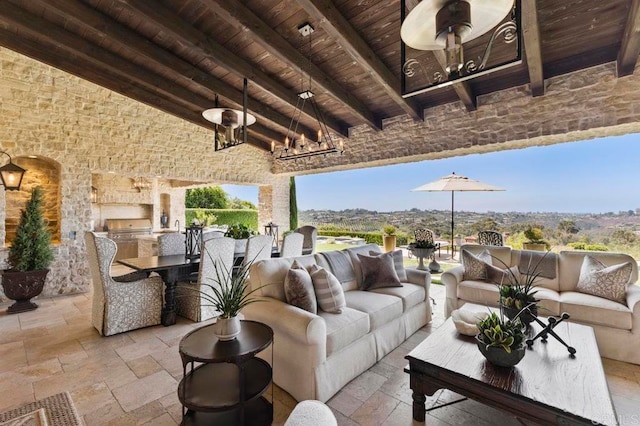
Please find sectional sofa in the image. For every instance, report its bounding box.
[442,244,640,364]
[242,244,431,402]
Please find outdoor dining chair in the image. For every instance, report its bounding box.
[244,235,274,265]
[281,232,304,257]
[85,232,164,336]
[157,232,185,256]
[478,230,504,246]
[175,237,235,322]
[295,225,318,255]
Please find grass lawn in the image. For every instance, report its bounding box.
[315,242,456,284]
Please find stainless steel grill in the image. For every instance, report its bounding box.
[105,218,152,260]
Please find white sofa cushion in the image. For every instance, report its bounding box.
[559,251,638,292]
[344,291,403,330]
[560,291,633,330]
[457,280,561,316]
[251,255,319,301]
[318,307,370,356]
[371,283,425,312]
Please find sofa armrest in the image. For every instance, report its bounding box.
[628,284,640,314]
[406,268,431,290]
[242,297,326,347]
[441,265,464,318]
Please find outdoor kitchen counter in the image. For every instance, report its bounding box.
[136,232,177,257]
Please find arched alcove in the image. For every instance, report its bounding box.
[4,156,61,245]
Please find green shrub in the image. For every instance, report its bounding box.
[186,209,258,231]
[567,242,609,252]
[318,229,408,246]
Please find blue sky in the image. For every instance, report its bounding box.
[223,134,640,214]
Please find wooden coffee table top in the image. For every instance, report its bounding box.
[406,304,617,425]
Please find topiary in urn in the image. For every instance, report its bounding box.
[1,186,54,314]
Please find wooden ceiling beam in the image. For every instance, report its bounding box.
[202,0,383,130]
[295,0,423,121]
[116,0,349,138]
[30,0,311,144]
[0,3,275,150]
[617,0,640,76]
[522,0,544,96]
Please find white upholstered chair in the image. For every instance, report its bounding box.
[84,232,164,336]
[295,225,317,255]
[280,232,304,258]
[157,232,185,256]
[244,235,274,266]
[175,237,235,322]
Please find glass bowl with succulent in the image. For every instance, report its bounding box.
[476,311,527,367]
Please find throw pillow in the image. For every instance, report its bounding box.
[284,261,317,314]
[310,266,346,314]
[357,252,402,290]
[486,264,519,286]
[462,249,492,281]
[576,255,633,304]
[369,249,407,282]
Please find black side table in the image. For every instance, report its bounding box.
[178,320,274,425]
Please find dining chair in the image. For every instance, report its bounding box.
[157,232,185,256]
[295,225,318,255]
[281,232,304,258]
[84,232,164,336]
[244,235,274,265]
[175,237,235,322]
[478,230,504,246]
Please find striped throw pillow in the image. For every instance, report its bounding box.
[310,265,346,314]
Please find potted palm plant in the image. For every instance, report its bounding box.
[1,186,54,313]
[476,311,526,367]
[382,225,397,252]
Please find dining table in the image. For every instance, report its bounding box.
[117,246,281,326]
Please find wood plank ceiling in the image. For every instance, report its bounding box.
[1,0,639,153]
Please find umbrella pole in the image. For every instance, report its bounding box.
[451,191,455,259]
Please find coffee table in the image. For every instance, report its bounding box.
[405,304,618,425]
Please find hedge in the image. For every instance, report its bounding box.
[567,242,609,252]
[185,209,258,231]
[318,229,409,246]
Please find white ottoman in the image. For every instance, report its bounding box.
[284,400,337,426]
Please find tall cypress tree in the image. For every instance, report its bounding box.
[8,186,54,271]
[289,176,298,230]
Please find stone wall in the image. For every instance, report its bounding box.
[0,47,280,301]
[273,62,640,175]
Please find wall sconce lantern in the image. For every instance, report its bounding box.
[91,186,98,203]
[0,151,26,191]
[185,225,204,259]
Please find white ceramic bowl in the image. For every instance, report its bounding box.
[451,309,490,336]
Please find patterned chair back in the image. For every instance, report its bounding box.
[477,230,504,246]
[281,232,304,258]
[414,228,435,245]
[245,235,274,265]
[158,232,185,256]
[199,237,235,287]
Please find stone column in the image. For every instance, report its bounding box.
[258,175,290,239]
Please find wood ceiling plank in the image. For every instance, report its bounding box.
[115,0,349,138]
[296,0,423,121]
[202,0,383,130]
[617,0,640,76]
[522,0,544,96]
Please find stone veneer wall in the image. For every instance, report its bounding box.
[0,47,280,301]
[273,62,640,175]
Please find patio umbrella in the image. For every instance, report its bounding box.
[411,172,505,256]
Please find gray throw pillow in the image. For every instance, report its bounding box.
[486,264,519,286]
[576,255,632,304]
[369,249,407,282]
[462,249,492,281]
[310,265,346,314]
[284,260,317,314]
[357,252,402,290]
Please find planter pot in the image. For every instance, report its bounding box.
[522,243,546,252]
[382,235,396,252]
[476,336,526,367]
[502,303,538,328]
[213,316,241,341]
[1,269,49,314]
[409,247,437,271]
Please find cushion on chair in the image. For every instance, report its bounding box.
[284,260,317,314]
[576,255,633,304]
[357,252,402,290]
[343,291,403,330]
[370,283,425,312]
[318,307,370,356]
[560,291,632,330]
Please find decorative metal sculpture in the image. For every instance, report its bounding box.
[524,309,577,357]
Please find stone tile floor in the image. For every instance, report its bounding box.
[1,284,639,425]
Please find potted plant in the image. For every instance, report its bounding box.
[224,223,257,253]
[522,227,549,251]
[1,187,54,314]
[200,256,262,341]
[408,239,439,271]
[382,225,397,252]
[476,311,526,367]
